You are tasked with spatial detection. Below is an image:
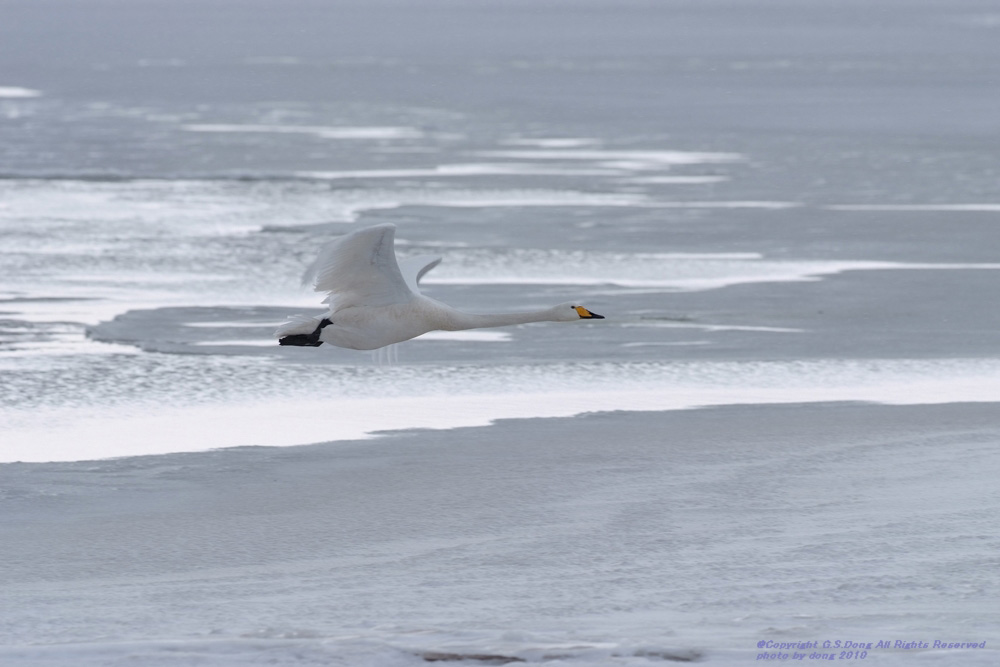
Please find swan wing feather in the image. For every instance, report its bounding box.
[302,223,414,311]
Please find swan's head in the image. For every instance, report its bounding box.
[554,302,605,322]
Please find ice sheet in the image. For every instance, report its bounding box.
[3,404,999,666]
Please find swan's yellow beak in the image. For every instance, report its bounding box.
[575,306,605,319]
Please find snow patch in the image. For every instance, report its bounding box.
[423,250,1000,291]
[0,86,42,98]
[297,162,622,179]
[190,339,276,347]
[6,358,1000,462]
[182,124,424,140]
[416,331,512,342]
[478,149,743,166]
[828,203,1000,212]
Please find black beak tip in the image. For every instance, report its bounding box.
[589,312,605,319]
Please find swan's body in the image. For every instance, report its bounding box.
[275,224,603,350]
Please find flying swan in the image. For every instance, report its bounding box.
[275,223,604,350]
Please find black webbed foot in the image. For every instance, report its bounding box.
[278,334,324,347]
[277,318,332,347]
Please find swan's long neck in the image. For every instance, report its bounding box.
[438,305,557,331]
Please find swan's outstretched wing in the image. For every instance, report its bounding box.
[398,254,442,295]
[302,223,413,311]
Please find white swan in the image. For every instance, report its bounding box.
[274,223,604,350]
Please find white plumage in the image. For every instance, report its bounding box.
[275,223,603,351]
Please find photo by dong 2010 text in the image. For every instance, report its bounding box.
[755,639,987,660]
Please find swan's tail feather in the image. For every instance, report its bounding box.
[274,314,322,338]
[275,314,328,347]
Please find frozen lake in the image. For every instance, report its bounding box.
[2,0,999,664]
